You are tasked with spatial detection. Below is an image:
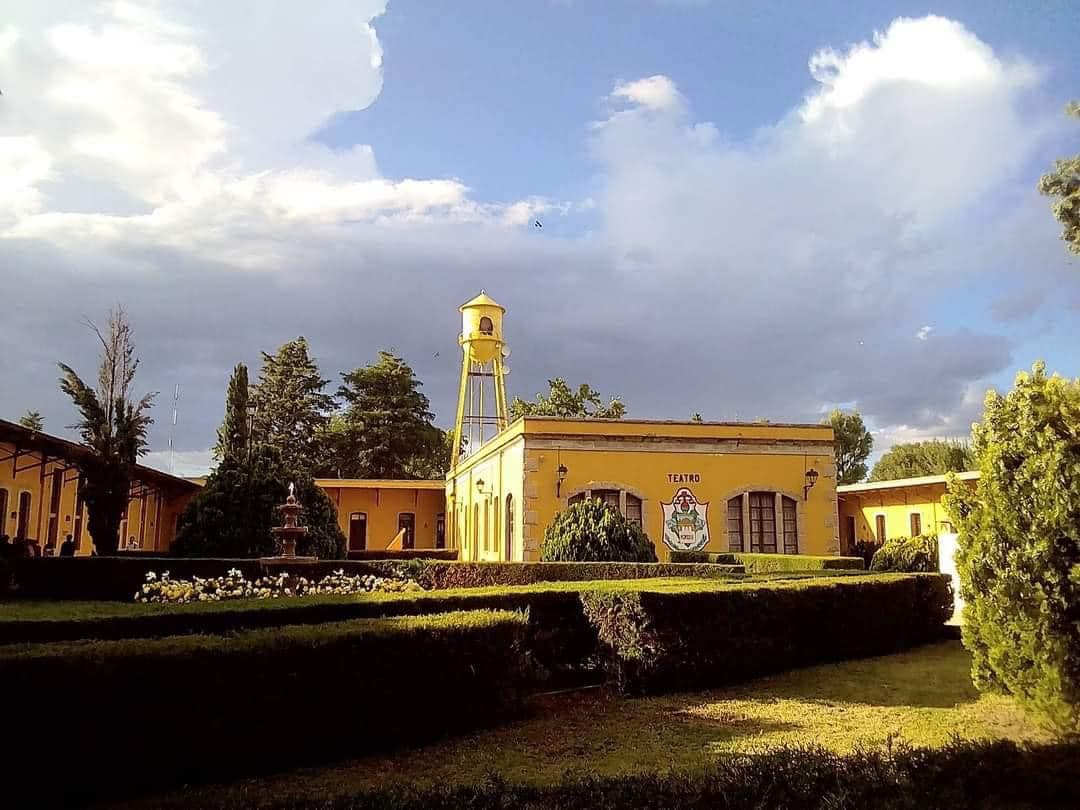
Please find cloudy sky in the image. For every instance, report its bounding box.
[2,0,1078,476]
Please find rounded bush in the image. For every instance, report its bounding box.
[540,499,658,563]
[869,535,938,573]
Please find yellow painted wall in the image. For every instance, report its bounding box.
[447,433,525,562]
[837,479,975,549]
[318,483,446,551]
[522,445,837,562]
[0,439,193,554]
[448,419,838,562]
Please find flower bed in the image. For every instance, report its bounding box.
[136,567,422,604]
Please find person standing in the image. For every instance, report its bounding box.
[59,534,76,557]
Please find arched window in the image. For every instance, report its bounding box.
[473,504,479,558]
[479,316,494,335]
[565,487,646,536]
[727,496,743,551]
[748,492,776,553]
[781,496,798,554]
[505,494,514,560]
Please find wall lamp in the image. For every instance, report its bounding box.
[475,478,490,495]
[556,464,568,497]
[803,468,819,500]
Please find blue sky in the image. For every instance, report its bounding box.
[1,1,1078,474]
[321,1,1079,212]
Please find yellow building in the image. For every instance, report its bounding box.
[837,471,978,550]
[0,418,200,553]
[316,479,447,556]
[442,291,840,562]
[446,416,838,562]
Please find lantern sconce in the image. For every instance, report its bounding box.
[556,464,568,497]
[803,468,819,500]
[475,478,490,496]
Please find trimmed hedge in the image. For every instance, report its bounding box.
[581,573,953,694]
[6,557,746,601]
[671,550,865,572]
[3,575,952,695]
[1,610,527,806]
[245,740,1080,810]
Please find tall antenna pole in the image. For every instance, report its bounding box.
[168,383,181,474]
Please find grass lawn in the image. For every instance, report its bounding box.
[0,571,865,623]
[127,640,1052,809]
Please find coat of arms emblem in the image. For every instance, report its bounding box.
[662,487,709,551]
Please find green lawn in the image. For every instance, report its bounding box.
[127,640,1052,809]
[0,572,864,623]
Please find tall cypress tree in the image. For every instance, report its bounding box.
[214,363,250,463]
[250,337,334,475]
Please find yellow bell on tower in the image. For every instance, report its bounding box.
[451,291,509,468]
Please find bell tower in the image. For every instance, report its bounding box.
[451,291,510,467]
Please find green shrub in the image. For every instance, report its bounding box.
[870,535,939,573]
[2,610,527,805]
[580,574,952,695]
[945,362,1080,734]
[256,740,1080,809]
[540,499,658,563]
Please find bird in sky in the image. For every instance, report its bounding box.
[533,219,542,228]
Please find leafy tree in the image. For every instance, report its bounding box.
[327,351,445,479]
[510,378,626,420]
[58,307,155,554]
[944,362,1080,733]
[177,360,343,558]
[250,337,334,476]
[1037,101,1080,256]
[213,363,251,462]
[17,411,44,431]
[868,440,975,482]
[541,498,657,563]
[824,409,873,485]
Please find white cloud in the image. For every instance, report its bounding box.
[0,8,1075,474]
[611,75,682,111]
[916,326,933,341]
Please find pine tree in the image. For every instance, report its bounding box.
[214,364,250,463]
[330,351,443,479]
[250,337,334,475]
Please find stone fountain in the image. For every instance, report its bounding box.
[267,483,315,562]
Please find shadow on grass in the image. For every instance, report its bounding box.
[691,640,981,710]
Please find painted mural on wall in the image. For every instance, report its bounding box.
[662,487,710,551]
